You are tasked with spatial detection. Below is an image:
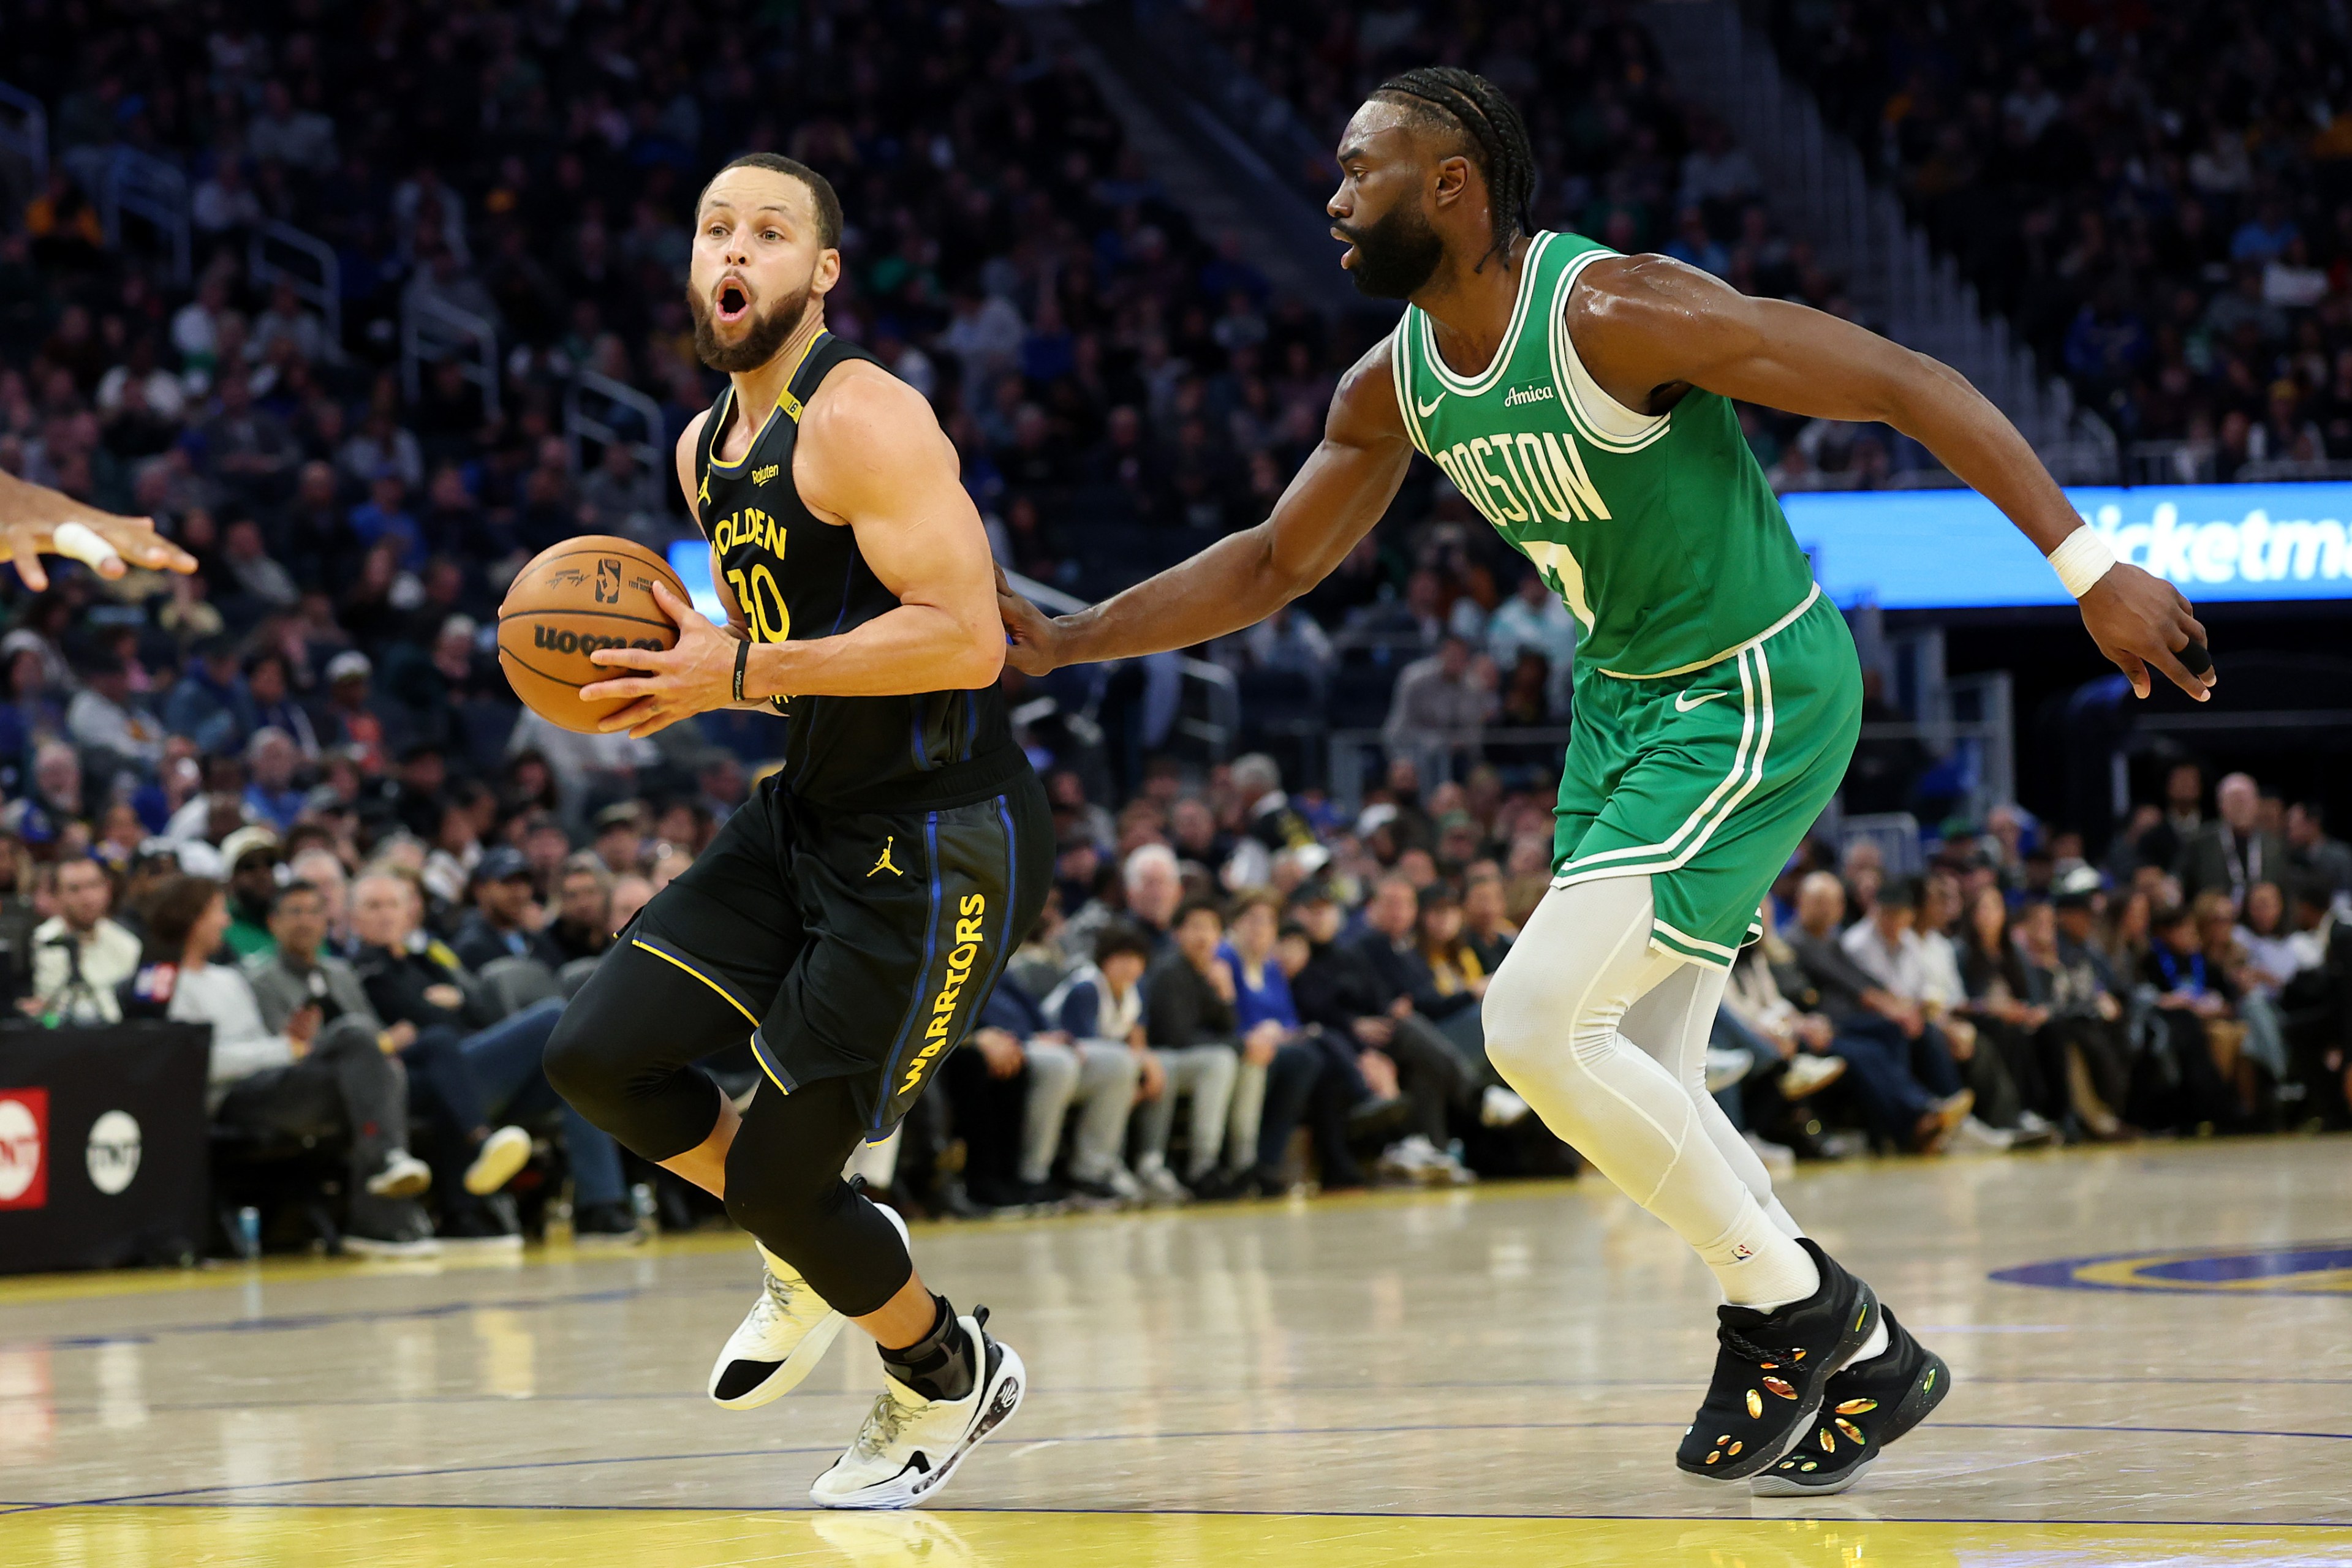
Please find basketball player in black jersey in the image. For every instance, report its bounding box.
[543,153,1050,1510]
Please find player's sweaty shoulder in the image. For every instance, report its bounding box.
[795,358,958,523]
[1562,251,1742,409]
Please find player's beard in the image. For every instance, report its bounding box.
[688,276,813,373]
[1339,200,1446,300]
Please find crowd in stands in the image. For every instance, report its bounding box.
[1192,0,1932,487]
[1753,762,2352,1163]
[10,720,2348,1259]
[1764,1,2352,469]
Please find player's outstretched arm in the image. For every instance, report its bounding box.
[0,470,199,590]
[996,340,1416,675]
[1567,255,2214,703]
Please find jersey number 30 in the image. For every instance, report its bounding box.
[727,560,791,644]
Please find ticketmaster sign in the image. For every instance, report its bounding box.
[1780,482,2352,609]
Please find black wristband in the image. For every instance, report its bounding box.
[732,638,749,703]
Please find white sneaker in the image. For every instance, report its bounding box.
[1135,1163,1190,1205]
[1949,1115,2016,1153]
[1479,1085,1530,1127]
[1098,1164,1144,1202]
[710,1201,912,1409]
[365,1150,433,1199]
[343,1232,443,1259]
[1378,1133,1471,1185]
[1742,1128,1797,1177]
[1704,1048,1753,1094]
[1779,1054,1847,1099]
[809,1310,1025,1510]
[463,1125,534,1196]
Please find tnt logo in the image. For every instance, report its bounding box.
[0,1088,48,1210]
[85,1110,142,1196]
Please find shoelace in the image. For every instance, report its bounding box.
[853,1386,918,1458]
[1719,1325,1804,1370]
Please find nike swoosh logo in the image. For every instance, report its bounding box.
[1415,390,1446,418]
[1674,690,1730,713]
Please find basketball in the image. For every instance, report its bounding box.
[497,535,689,734]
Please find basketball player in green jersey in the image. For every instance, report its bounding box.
[999,67,2215,1496]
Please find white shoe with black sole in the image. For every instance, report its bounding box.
[808,1308,1024,1510]
[709,1200,911,1409]
[365,1150,433,1200]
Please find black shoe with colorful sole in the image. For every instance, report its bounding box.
[1750,1306,1950,1496]
[1675,1237,1881,1483]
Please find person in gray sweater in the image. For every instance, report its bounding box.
[144,875,439,1256]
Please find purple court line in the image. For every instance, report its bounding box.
[10,1418,2350,1514]
[21,1369,2352,1422]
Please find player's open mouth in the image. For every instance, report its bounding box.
[1330,225,1358,266]
[716,279,752,323]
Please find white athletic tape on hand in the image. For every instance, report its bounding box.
[2046,527,2118,598]
[50,521,123,571]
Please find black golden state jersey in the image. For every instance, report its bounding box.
[694,331,1023,811]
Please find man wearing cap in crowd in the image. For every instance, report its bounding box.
[66,651,165,772]
[452,846,564,972]
[322,650,384,771]
[161,636,249,755]
[219,826,284,960]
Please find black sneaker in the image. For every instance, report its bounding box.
[1675,1237,1880,1483]
[572,1200,644,1246]
[1751,1306,1949,1496]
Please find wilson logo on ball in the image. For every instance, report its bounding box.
[531,626,667,656]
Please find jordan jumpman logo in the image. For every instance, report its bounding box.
[868,835,903,878]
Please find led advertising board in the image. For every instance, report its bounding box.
[1779,482,2352,610]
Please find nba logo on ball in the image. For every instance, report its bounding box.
[0,1088,48,1210]
[85,1111,142,1196]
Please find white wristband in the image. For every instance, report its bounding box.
[2046,527,2118,598]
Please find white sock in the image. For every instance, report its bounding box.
[1850,1315,1892,1363]
[1698,1205,1821,1310]
[1762,1195,1804,1240]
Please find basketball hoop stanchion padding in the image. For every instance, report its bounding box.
[0,1023,211,1274]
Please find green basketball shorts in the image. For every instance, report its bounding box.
[1551,589,1861,968]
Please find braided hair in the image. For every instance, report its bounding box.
[1370,67,1537,268]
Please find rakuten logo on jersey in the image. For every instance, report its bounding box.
[0,1089,48,1210]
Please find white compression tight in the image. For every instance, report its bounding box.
[1483,874,1813,1307]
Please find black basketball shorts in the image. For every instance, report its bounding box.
[624,766,1053,1139]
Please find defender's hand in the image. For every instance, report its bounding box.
[0,483,198,591]
[994,565,1064,677]
[584,581,739,736]
[2079,562,2214,702]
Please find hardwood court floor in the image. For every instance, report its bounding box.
[1,1137,2348,1567]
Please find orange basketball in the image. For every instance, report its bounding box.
[497,535,690,734]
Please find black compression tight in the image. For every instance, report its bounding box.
[544,942,915,1316]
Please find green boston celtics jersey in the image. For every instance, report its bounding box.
[1389,230,1818,679]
